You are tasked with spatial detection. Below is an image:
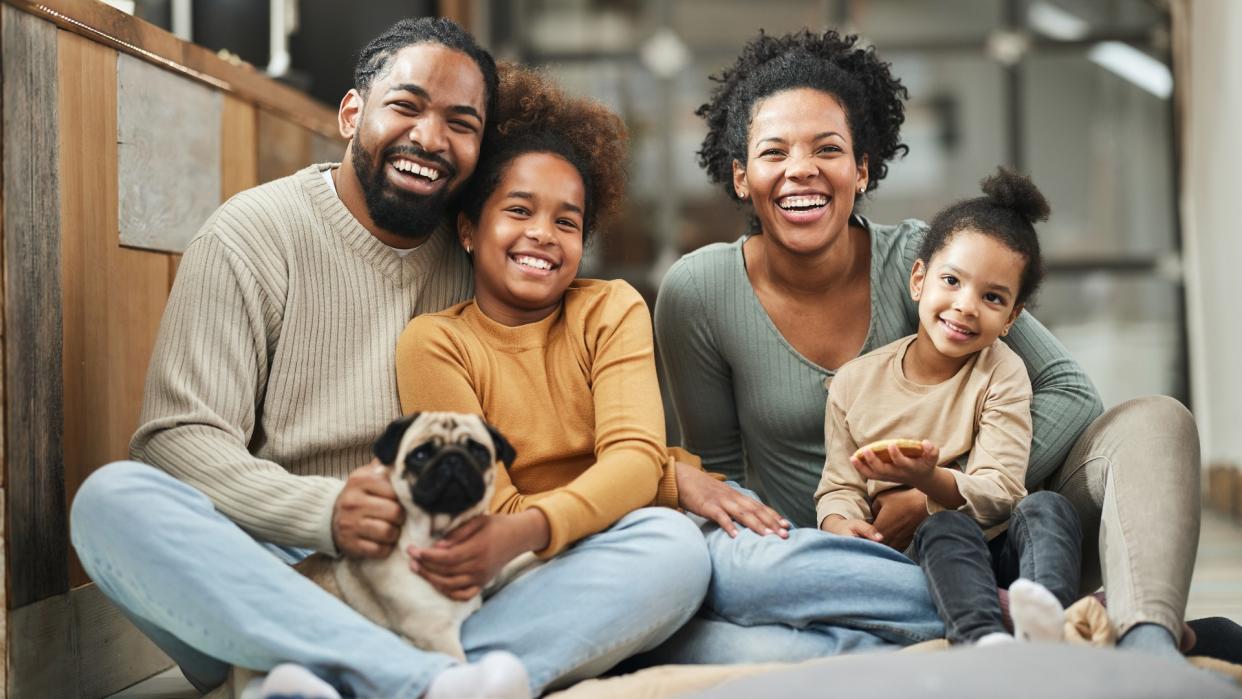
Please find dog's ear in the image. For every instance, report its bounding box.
[373,413,419,465]
[483,421,517,468]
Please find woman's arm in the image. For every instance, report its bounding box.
[654,256,747,482]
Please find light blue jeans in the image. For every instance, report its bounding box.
[69,461,712,698]
[639,484,946,665]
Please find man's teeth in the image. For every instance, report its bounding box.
[392,159,440,181]
[779,194,828,210]
[514,255,553,270]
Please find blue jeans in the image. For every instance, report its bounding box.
[642,484,946,664]
[69,462,712,697]
[909,490,1083,644]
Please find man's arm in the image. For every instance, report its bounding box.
[131,231,345,554]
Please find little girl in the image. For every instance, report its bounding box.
[393,66,713,694]
[815,168,1083,646]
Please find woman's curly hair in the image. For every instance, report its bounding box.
[918,167,1049,305]
[460,62,629,242]
[697,29,908,202]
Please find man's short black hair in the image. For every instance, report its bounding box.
[353,17,498,124]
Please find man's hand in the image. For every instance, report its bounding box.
[676,463,789,538]
[409,509,550,601]
[851,439,940,487]
[870,487,929,551]
[332,461,404,558]
[820,514,883,542]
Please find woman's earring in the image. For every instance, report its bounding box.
[465,245,473,254]
[857,185,866,195]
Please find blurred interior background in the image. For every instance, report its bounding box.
[119,0,1189,413]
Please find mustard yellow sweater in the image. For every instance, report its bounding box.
[396,279,684,557]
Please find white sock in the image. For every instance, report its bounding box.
[1009,578,1066,643]
[975,631,1016,647]
[426,651,530,699]
[258,663,341,699]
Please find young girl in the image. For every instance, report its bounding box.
[392,66,714,694]
[815,168,1083,646]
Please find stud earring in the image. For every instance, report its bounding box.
[1001,328,1009,337]
[465,245,473,254]
[857,186,866,195]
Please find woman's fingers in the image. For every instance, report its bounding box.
[705,504,739,538]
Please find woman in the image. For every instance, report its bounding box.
[656,29,1200,660]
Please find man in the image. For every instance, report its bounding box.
[70,18,708,699]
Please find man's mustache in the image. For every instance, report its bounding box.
[380,145,458,182]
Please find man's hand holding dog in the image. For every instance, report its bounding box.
[409,510,550,601]
[333,461,405,558]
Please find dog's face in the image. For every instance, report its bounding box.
[372,412,516,517]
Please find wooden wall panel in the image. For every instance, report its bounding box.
[117,53,222,253]
[222,95,259,200]
[3,2,68,609]
[258,108,314,184]
[59,31,172,589]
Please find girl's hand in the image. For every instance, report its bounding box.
[676,463,790,538]
[408,510,549,600]
[851,439,940,487]
[820,515,883,542]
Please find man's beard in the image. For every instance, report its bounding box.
[350,134,459,240]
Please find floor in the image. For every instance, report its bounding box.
[109,508,1242,698]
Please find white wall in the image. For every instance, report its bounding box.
[1182,0,1242,467]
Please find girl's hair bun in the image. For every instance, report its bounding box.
[980,167,1050,225]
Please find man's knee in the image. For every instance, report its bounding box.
[72,461,158,527]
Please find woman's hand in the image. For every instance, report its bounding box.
[408,509,550,600]
[870,487,930,551]
[820,515,883,542]
[851,440,940,487]
[676,463,790,538]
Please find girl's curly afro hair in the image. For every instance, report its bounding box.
[697,29,909,203]
[459,62,629,242]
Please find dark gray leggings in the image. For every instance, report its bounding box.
[908,490,1083,644]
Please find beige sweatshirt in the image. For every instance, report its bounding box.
[814,335,1032,538]
[131,164,473,554]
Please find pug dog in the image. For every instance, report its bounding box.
[299,411,517,660]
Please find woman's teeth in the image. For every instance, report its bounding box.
[514,254,553,270]
[778,194,828,210]
[391,159,440,181]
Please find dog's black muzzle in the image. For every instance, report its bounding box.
[406,446,487,516]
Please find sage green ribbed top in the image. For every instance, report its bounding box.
[654,218,1103,528]
[131,164,473,554]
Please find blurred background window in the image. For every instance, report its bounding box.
[129,0,1183,410]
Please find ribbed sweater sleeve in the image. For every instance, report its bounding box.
[131,164,473,553]
[132,220,343,553]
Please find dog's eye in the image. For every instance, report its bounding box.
[411,445,434,461]
[465,441,491,463]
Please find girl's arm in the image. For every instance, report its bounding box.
[814,384,873,526]
[517,282,666,556]
[927,358,1032,527]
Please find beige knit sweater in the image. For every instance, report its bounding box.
[131,163,473,554]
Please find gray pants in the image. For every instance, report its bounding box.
[1050,395,1201,640]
